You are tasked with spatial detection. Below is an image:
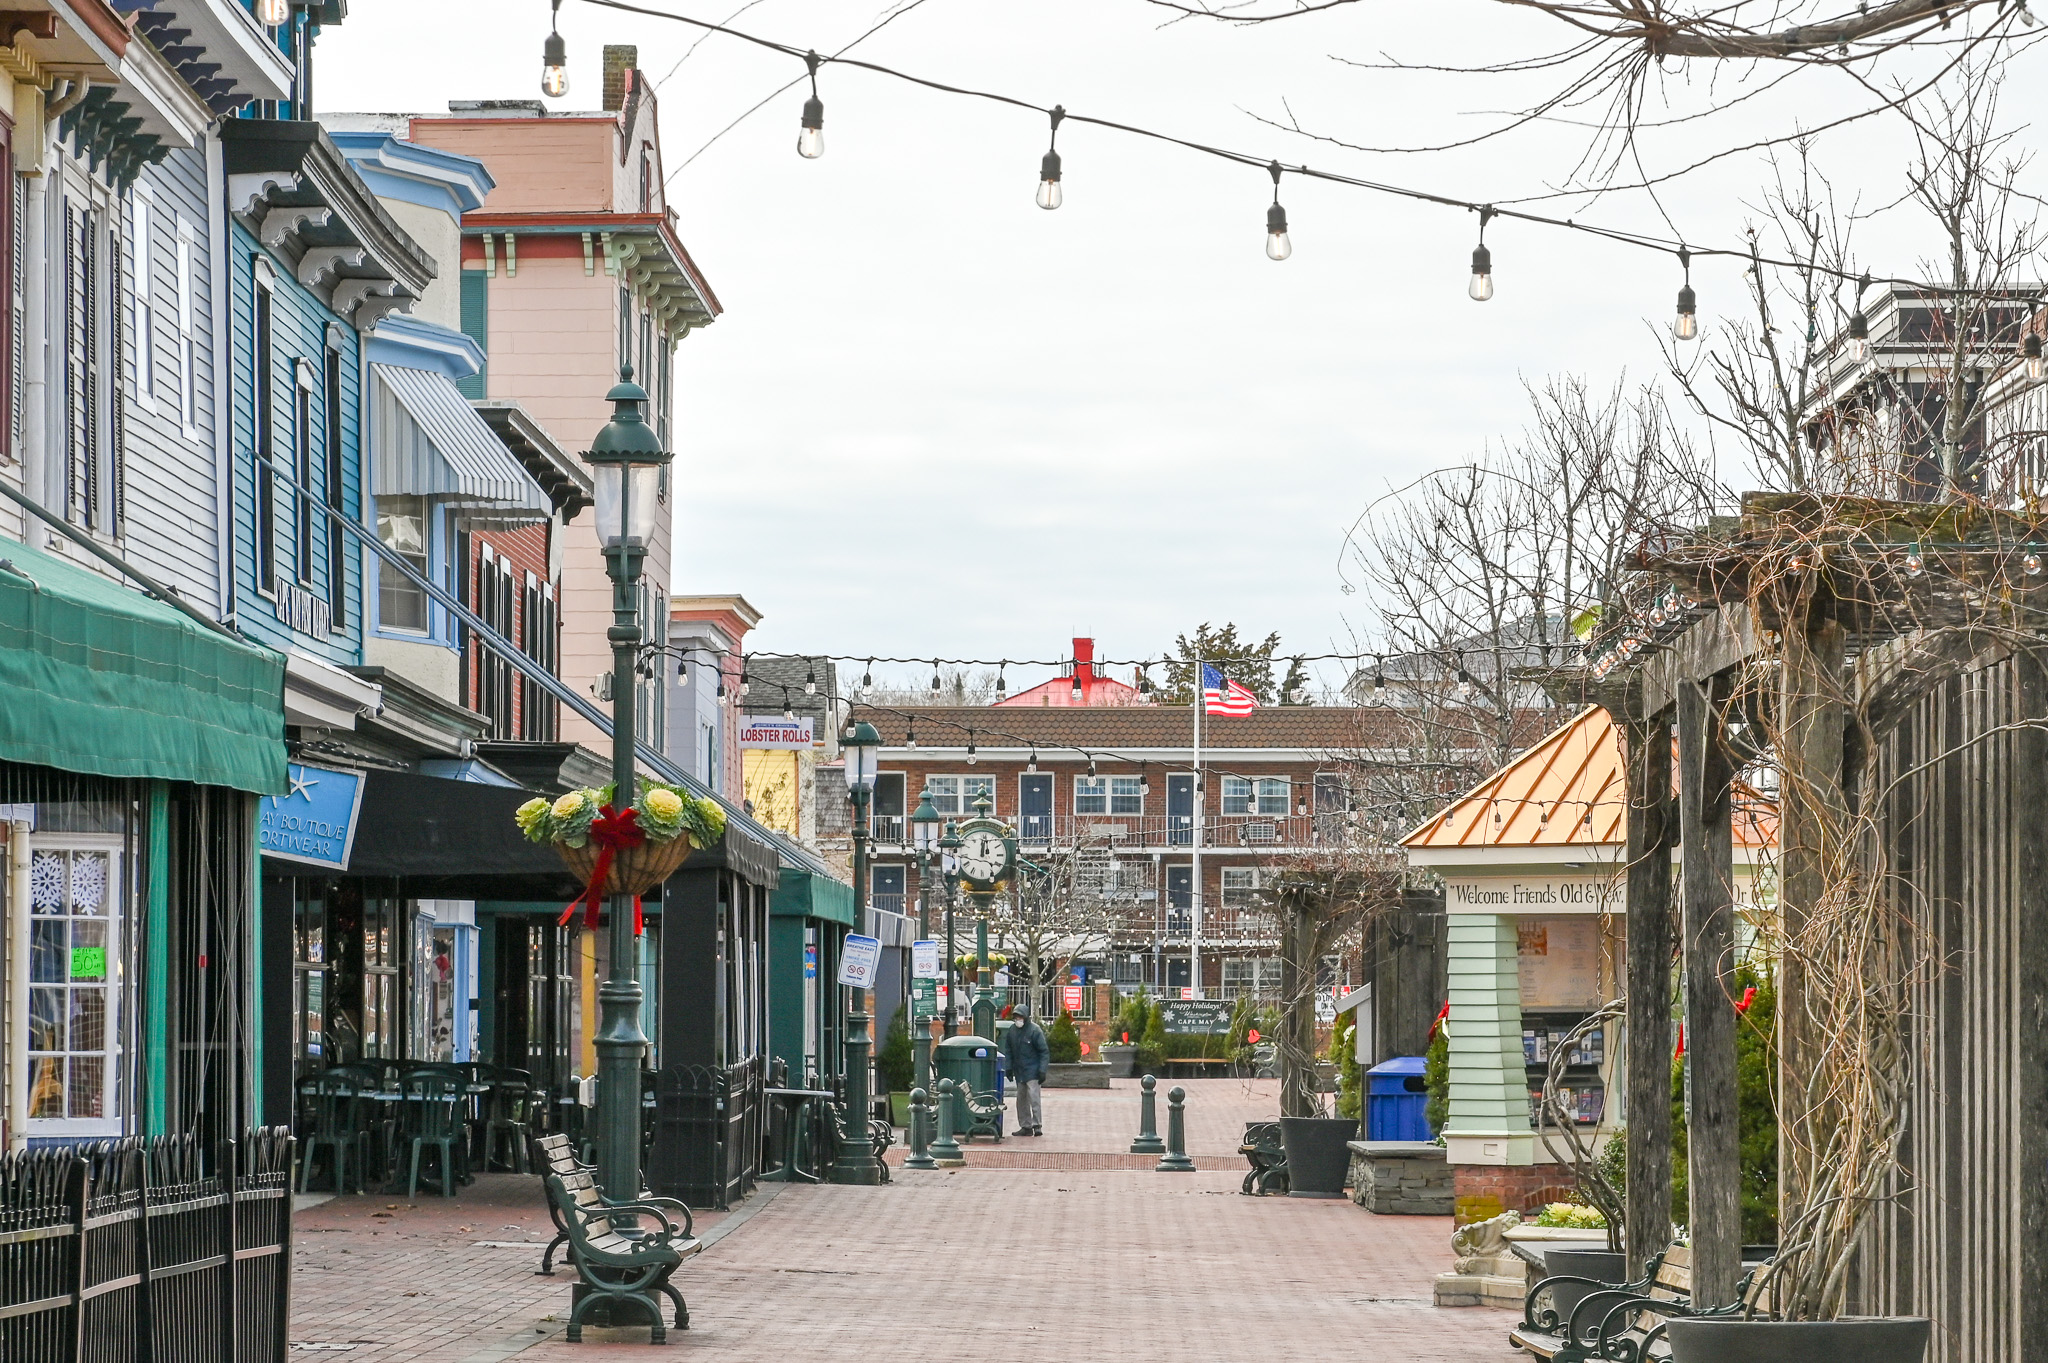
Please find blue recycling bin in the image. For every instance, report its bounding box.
[1366,1056,1432,1141]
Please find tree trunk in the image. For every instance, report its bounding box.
[1280,899,1317,1118]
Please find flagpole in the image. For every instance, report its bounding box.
[1191,659,1204,1001]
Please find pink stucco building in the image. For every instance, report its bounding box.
[406,47,721,756]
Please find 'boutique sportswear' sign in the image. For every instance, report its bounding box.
[259,763,365,870]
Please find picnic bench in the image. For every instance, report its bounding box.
[1511,1244,1775,1363]
[532,1132,702,1343]
[1238,1121,1289,1196]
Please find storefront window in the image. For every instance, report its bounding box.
[361,896,399,1058]
[294,886,327,1073]
[26,843,123,1134]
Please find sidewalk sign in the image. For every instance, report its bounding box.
[912,939,941,979]
[837,933,882,989]
[1062,984,1084,1013]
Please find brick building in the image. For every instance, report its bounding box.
[852,700,1411,997]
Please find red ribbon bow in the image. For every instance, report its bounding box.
[559,804,646,931]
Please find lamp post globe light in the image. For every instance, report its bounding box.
[581,364,671,1205]
[910,786,942,1091]
[833,720,885,1184]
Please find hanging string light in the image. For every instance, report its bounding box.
[1264,161,1291,262]
[1027,746,1038,774]
[739,670,750,698]
[1070,669,1084,702]
[906,720,919,749]
[1037,106,1065,211]
[861,661,873,699]
[1139,765,1151,793]
[805,662,818,695]
[1371,660,1387,706]
[715,677,727,705]
[967,735,978,765]
[1457,663,1474,700]
[1847,273,1871,362]
[2026,545,2044,577]
[1469,206,1494,302]
[2026,332,2044,382]
[1904,543,1925,578]
[797,51,826,159]
[541,0,569,98]
[1088,755,1098,777]
[781,687,795,721]
[1138,664,1153,696]
[675,658,688,682]
[930,663,942,695]
[257,0,289,26]
[995,663,1007,698]
[1674,248,1699,341]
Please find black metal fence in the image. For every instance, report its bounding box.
[648,1059,762,1210]
[0,1128,292,1363]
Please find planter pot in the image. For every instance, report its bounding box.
[1044,1062,1111,1089]
[1666,1318,1930,1363]
[1538,1249,1627,1324]
[555,831,695,897]
[1278,1116,1359,1199]
[1101,1044,1138,1078]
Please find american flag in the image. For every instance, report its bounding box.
[1202,663,1258,716]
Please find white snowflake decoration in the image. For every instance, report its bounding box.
[70,853,108,914]
[29,852,63,912]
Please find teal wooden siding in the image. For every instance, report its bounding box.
[227,221,362,666]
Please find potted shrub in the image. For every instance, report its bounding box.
[1136,1002,1167,1078]
[878,1011,914,1127]
[1043,1009,1110,1089]
[1102,993,1144,1078]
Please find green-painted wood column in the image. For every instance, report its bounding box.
[144,782,169,1138]
[247,795,264,1128]
[1442,913,1533,1166]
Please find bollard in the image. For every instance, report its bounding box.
[932,1078,965,1166]
[904,1086,937,1170]
[1156,1085,1196,1172]
[1129,1074,1166,1155]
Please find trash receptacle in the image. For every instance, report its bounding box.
[1366,1056,1431,1141]
[935,1034,1000,1137]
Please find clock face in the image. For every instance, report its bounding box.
[958,830,1009,884]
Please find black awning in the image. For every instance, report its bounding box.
[343,769,583,902]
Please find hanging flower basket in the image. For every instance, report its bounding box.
[513,782,726,929]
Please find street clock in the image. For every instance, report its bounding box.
[954,792,1016,894]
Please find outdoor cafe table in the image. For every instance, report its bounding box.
[761,1087,836,1184]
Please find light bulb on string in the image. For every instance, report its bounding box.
[1469,206,1494,302]
[1037,106,1064,210]
[995,664,1007,698]
[906,723,918,750]
[1071,673,1083,702]
[1139,767,1151,793]
[2026,333,2044,383]
[1457,665,1474,700]
[1371,661,1387,705]
[2026,546,2044,577]
[1264,161,1291,261]
[1848,273,1871,363]
[797,51,825,159]
[1674,247,1699,341]
[967,738,977,766]
[861,662,873,699]
[781,689,794,721]
[715,679,726,705]
[541,0,568,99]
[1138,665,1153,695]
[930,664,942,694]
[739,671,750,698]
[258,0,289,26]
[1027,747,1038,774]
[676,658,687,682]
[1088,755,1097,777]
[1905,544,1925,578]
[805,663,817,695]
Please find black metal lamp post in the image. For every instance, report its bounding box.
[910,786,942,1091]
[832,720,884,1184]
[939,820,962,1036]
[580,364,671,1202]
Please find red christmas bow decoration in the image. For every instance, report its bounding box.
[558,804,646,930]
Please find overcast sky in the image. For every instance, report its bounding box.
[318,2,2040,694]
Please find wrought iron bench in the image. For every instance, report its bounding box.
[542,1164,701,1343]
[821,1100,894,1180]
[1512,1244,1687,1362]
[1238,1120,1289,1196]
[532,1133,694,1279]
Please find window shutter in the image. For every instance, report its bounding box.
[456,271,488,399]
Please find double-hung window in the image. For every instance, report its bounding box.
[376,495,430,632]
[174,223,199,438]
[26,841,125,1136]
[293,360,314,586]
[63,192,122,537]
[1220,867,1265,908]
[1222,776,1289,815]
[1076,777,1143,815]
[131,189,154,404]
[253,274,276,590]
[928,775,993,816]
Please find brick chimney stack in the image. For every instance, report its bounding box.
[603,45,637,112]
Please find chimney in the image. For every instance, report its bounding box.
[603,45,637,112]
[1072,637,1095,688]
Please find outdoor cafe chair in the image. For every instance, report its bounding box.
[405,1070,469,1198]
[485,1068,538,1173]
[298,1072,370,1194]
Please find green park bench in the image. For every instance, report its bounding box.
[532,1132,701,1342]
[1237,1121,1289,1196]
[1511,1243,1687,1362]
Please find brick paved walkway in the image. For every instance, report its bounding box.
[288,1080,1507,1362]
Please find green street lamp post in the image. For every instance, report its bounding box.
[582,364,670,1204]
[832,720,884,1185]
[910,787,942,1092]
[940,821,962,1037]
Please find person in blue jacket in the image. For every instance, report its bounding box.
[1002,1004,1050,1136]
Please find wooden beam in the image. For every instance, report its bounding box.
[1678,677,1741,1305]
[2014,641,2048,1359]
[1777,598,1845,1236]
[1623,710,1676,1277]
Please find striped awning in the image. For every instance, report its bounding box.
[372,363,549,518]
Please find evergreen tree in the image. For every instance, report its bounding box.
[1047,1010,1082,1064]
[1161,623,1284,705]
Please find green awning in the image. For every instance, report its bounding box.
[771,867,855,926]
[0,537,287,793]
